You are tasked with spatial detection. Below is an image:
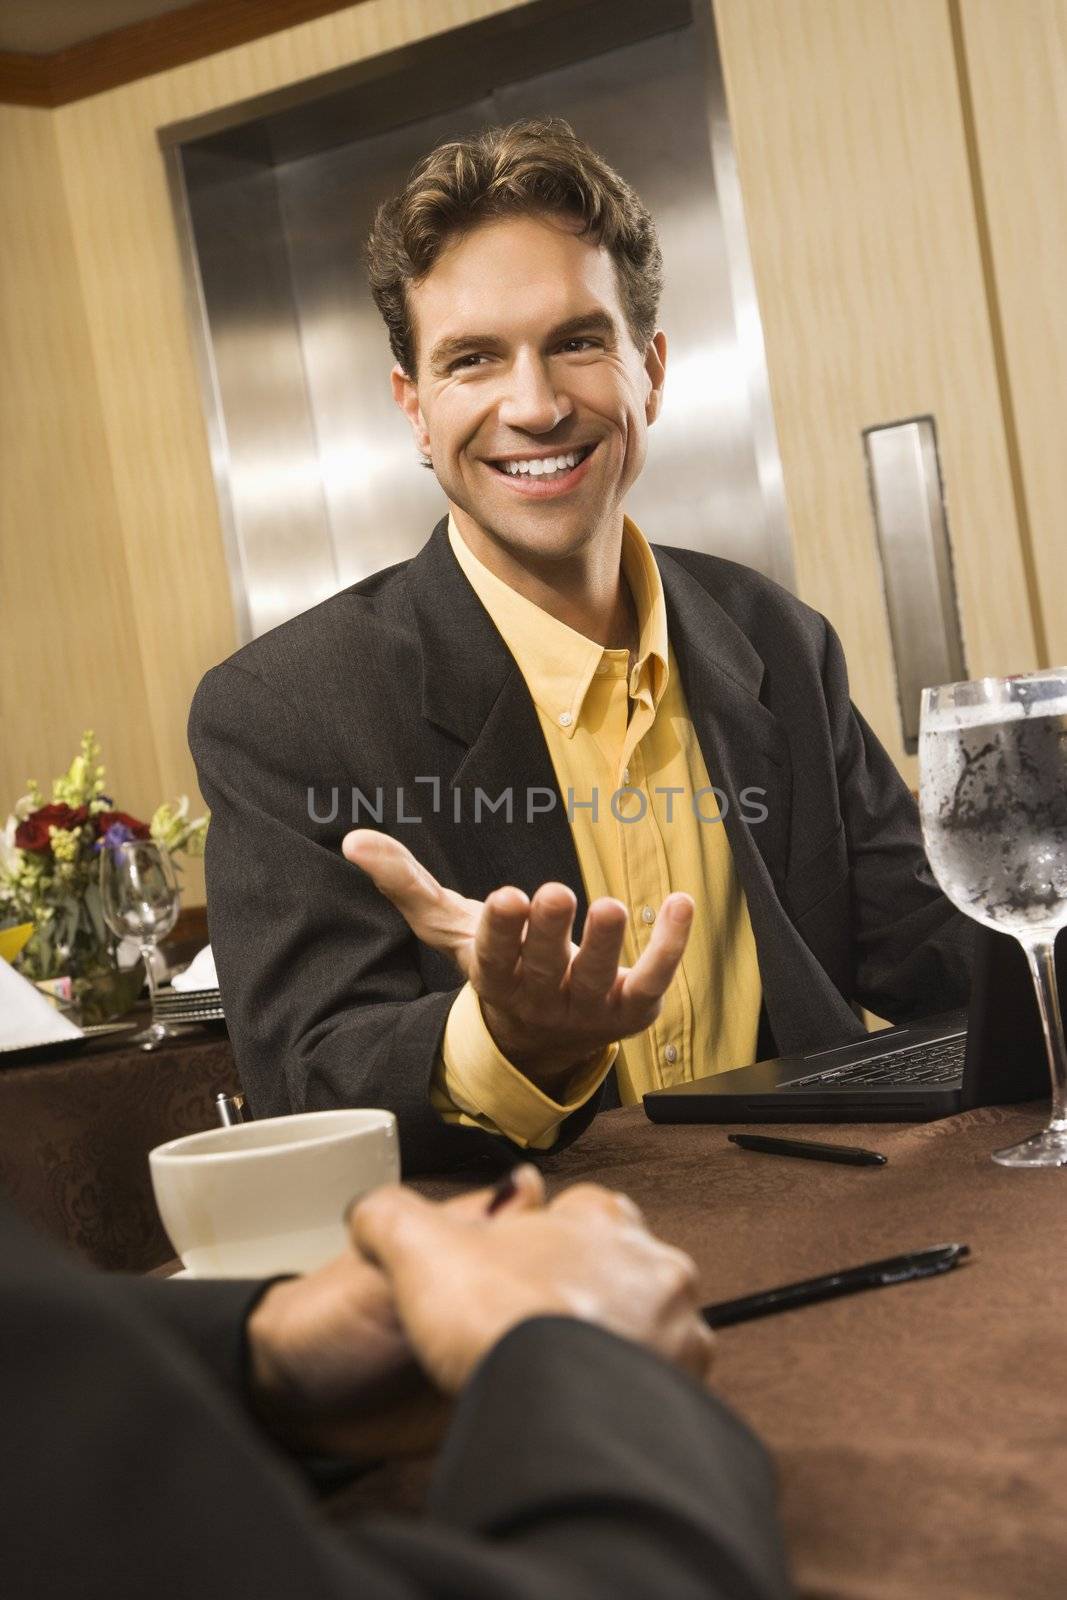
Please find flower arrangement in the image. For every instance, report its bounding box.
[0,732,208,1003]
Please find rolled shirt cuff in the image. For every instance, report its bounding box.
[432,981,618,1149]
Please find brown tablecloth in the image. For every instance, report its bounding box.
[0,1027,239,1271]
[341,1101,1067,1600]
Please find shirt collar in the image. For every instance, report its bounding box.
[620,513,669,711]
[447,513,670,737]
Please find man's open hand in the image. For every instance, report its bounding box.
[342,829,693,1090]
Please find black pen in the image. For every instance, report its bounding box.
[728,1132,887,1167]
[703,1242,970,1328]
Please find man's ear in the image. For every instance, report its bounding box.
[391,363,431,457]
[643,331,667,425]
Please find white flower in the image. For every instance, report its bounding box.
[0,815,21,879]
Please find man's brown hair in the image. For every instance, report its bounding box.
[366,117,663,375]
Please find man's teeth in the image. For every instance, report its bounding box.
[500,449,586,478]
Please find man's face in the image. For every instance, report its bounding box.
[392,213,666,567]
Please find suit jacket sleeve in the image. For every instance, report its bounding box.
[412,1316,794,1600]
[821,618,974,1019]
[0,1200,792,1600]
[188,658,539,1174]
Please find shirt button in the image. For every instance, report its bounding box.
[641,906,656,925]
[622,767,631,785]
[558,711,573,727]
[664,1043,678,1065]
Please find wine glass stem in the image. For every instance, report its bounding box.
[1022,937,1067,1130]
[140,941,159,1017]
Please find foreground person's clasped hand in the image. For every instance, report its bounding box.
[246,1165,546,1458]
[350,1177,714,1395]
[246,1170,713,1459]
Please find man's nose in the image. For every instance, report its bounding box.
[496,352,573,433]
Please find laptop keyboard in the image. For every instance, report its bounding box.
[783,1035,967,1091]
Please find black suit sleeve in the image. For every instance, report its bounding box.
[410,1317,793,1600]
[105,1270,266,1392]
[188,659,513,1175]
[0,1202,792,1600]
[821,619,974,1019]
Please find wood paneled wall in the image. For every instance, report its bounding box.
[956,0,1067,668]
[713,0,1042,784]
[0,103,167,863]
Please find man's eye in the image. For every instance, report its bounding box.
[450,353,488,371]
[559,338,599,353]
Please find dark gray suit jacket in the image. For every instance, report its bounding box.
[189,518,971,1173]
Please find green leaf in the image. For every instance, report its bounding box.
[84,881,107,947]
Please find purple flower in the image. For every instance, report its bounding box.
[95,821,137,859]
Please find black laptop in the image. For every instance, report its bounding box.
[644,925,1060,1124]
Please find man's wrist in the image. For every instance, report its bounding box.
[245,1277,310,1439]
[479,1004,607,1092]
[246,1276,447,1466]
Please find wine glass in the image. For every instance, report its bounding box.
[99,839,181,1050]
[919,670,1067,1165]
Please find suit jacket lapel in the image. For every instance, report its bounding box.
[408,519,588,925]
[656,549,814,1047]
[656,549,865,1052]
[656,548,790,891]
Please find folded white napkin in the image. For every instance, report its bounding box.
[170,944,218,993]
[117,935,166,984]
[0,959,84,1049]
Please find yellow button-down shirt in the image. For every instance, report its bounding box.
[431,514,762,1147]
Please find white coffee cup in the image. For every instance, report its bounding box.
[149,1109,399,1277]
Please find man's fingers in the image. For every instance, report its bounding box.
[679,1319,717,1383]
[551,1182,644,1227]
[508,1162,547,1211]
[344,830,484,960]
[569,898,628,1001]
[348,1184,447,1273]
[343,830,444,916]
[617,893,694,1020]
[351,1169,547,1258]
[442,1163,546,1222]
[469,887,528,1003]
[518,884,577,996]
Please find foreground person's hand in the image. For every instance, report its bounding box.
[343,828,694,1090]
[350,1179,714,1395]
[246,1165,545,1458]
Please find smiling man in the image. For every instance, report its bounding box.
[190,119,970,1172]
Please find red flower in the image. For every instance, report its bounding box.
[14,816,51,852]
[14,803,89,853]
[94,810,151,840]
